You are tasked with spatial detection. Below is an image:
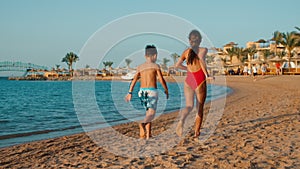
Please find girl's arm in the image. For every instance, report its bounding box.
[175,50,187,71]
[198,48,211,78]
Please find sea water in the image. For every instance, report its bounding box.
[0,77,231,148]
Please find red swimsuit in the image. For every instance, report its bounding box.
[185,68,206,90]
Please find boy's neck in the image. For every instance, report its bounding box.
[145,57,155,63]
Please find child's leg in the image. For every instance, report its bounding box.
[144,108,155,123]
[176,83,194,137]
[194,104,203,137]
[139,123,146,139]
[145,122,151,139]
[194,82,206,137]
[144,108,155,139]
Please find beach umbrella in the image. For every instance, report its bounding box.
[233,61,244,67]
[291,55,300,61]
[224,63,235,68]
[268,56,286,70]
[224,62,244,68]
[250,59,263,65]
[268,56,285,62]
[291,55,300,71]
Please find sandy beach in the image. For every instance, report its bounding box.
[1,75,299,168]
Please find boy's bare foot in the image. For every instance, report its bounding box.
[145,122,151,140]
[139,123,146,139]
[176,120,184,137]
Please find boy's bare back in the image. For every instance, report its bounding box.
[137,62,162,89]
[125,44,168,102]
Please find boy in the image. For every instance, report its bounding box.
[125,45,169,139]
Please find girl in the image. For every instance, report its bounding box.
[175,30,213,138]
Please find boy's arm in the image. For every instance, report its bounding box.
[125,71,140,102]
[156,66,169,99]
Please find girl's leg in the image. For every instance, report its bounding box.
[176,82,195,136]
[194,82,207,137]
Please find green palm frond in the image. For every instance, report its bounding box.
[280,32,299,68]
[272,31,283,45]
[62,52,79,76]
[125,59,132,68]
[225,47,237,62]
[170,53,180,64]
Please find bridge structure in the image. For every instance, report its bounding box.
[0,61,49,72]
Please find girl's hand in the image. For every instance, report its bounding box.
[206,75,215,80]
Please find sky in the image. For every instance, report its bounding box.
[0,0,299,73]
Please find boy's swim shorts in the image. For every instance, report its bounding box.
[138,87,158,111]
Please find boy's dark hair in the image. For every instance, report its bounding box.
[145,45,157,56]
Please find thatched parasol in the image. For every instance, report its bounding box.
[247,59,263,65]
[268,56,286,62]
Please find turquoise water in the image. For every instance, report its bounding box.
[0,77,230,148]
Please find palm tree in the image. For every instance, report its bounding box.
[107,61,113,75]
[295,26,300,46]
[271,31,283,56]
[225,47,237,63]
[107,61,113,69]
[280,31,300,69]
[170,53,180,65]
[235,47,246,63]
[261,49,273,61]
[55,64,60,72]
[162,58,170,71]
[206,55,214,64]
[125,59,132,69]
[245,47,257,62]
[62,52,79,76]
[220,57,227,66]
[102,61,109,70]
[277,51,286,59]
[102,61,113,75]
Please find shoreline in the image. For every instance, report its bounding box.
[1,76,299,168]
[6,75,186,82]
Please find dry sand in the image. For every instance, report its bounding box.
[0,75,300,168]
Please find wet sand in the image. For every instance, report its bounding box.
[1,75,299,168]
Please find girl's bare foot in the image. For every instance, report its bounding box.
[176,120,184,137]
[194,131,200,138]
[194,116,202,138]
